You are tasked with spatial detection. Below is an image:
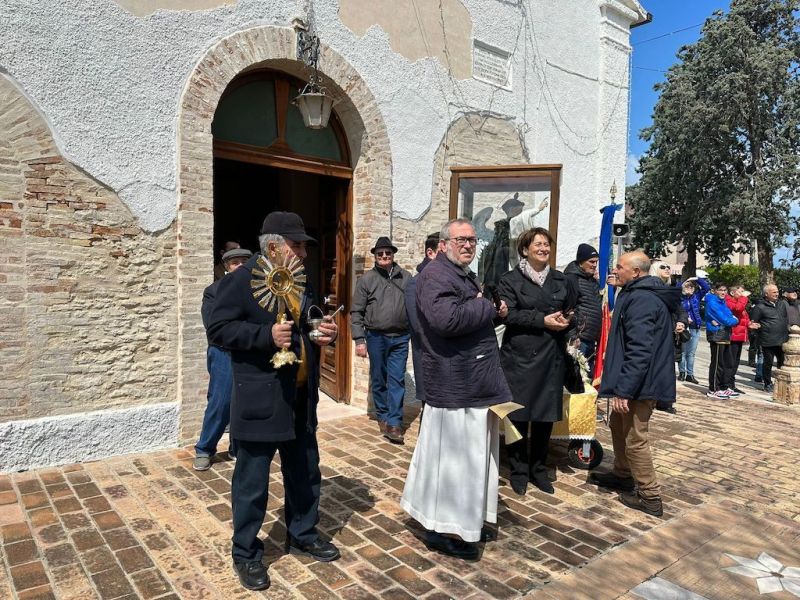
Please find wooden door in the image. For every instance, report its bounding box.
[318,179,351,402]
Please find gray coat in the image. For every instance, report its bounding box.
[415,253,512,409]
[350,264,411,340]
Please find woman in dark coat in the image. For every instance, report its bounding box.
[498,227,577,496]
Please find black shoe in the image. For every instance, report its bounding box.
[423,531,479,560]
[233,561,270,591]
[618,491,663,517]
[678,372,685,381]
[764,384,774,393]
[480,526,496,542]
[754,375,763,383]
[285,537,341,562]
[656,405,677,414]
[733,387,744,394]
[510,478,528,496]
[531,473,554,494]
[685,375,699,384]
[588,471,636,492]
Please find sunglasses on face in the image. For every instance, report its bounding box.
[375,250,394,257]
[658,265,671,270]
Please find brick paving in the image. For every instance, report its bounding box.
[0,385,797,599]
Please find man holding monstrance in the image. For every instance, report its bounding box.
[207,211,340,591]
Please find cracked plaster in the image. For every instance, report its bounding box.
[1,0,642,260]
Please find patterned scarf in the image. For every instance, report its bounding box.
[521,260,549,287]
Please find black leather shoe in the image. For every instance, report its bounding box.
[531,473,554,494]
[685,375,699,384]
[588,471,636,492]
[286,537,341,562]
[510,478,528,496]
[423,531,479,560]
[678,372,685,381]
[233,560,270,591]
[618,491,663,517]
[480,526,496,542]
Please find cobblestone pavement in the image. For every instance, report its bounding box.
[0,384,797,599]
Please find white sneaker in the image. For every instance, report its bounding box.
[706,390,728,399]
[724,388,740,397]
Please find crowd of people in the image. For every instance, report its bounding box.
[190,210,793,591]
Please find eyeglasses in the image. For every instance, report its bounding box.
[658,265,671,270]
[446,237,478,246]
[375,250,394,257]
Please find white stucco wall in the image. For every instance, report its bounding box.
[0,0,641,262]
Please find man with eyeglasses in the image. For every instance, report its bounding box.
[401,218,511,560]
[351,236,412,443]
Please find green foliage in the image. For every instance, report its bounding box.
[705,265,761,291]
[629,0,800,285]
[706,264,800,292]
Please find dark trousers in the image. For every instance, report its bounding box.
[761,346,785,387]
[708,342,733,392]
[507,421,553,484]
[724,341,744,389]
[231,408,321,563]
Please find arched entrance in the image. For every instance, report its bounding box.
[176,26,392,443]
[211,69,352,402]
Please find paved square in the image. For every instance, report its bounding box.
[0,375,797,598]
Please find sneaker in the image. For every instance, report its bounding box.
[706,390,729,399]
[619,491,663,517]
[678,372,686,381]
[193,456,211,471]
[724,388,740,397]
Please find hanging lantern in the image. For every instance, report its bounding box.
[293,80,333,129]
[295,29,333,129]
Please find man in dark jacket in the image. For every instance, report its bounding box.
[351,237,411,443]
[749,284,789,393]
[207,212,340,591]
[193,247,252,471]
[401,218,511,561]
[405,233,439,405]
[782,287,800,327]
[564,243,602,372]
[590,251,681,517]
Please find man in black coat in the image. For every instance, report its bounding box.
[193,247,252,471]
[405,232,439,406]
[590,251,681,517]
[207,212,340,591]
[564,243,602,372]
[749,284,789,393]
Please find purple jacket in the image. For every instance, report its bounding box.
[415,253,512,409]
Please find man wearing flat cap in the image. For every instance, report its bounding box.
[194,247,253,472]
[351,236,411,443]
[208,211,340,591]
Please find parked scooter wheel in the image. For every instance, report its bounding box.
[567,439,603,470]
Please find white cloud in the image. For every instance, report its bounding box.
[626,153,641,186]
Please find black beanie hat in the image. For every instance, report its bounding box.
[576,243,599,263]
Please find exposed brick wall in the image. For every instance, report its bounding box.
[0,76,178,423]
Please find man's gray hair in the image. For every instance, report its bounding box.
[440,218,473,241]
[626,250,652,273]
[763,283,778,295]
[258,233,284,254]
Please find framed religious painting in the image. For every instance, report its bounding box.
[449,165,562,287]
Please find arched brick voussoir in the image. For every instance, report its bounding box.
[175,25,393,440]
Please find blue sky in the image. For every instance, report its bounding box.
[626,0,730,185]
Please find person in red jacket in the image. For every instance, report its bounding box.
[725,285,750,394]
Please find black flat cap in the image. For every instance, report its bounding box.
[261,211,316,243]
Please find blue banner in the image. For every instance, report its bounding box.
[598,203,622,309]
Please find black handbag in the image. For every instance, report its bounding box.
[563,350,586,394]
[707,326,731,344]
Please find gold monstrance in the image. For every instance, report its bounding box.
[250,251,307,368]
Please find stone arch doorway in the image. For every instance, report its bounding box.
[176,26,392,443]
[211,67,352,404]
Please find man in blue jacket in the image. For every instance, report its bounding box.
[590,250,681,517]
